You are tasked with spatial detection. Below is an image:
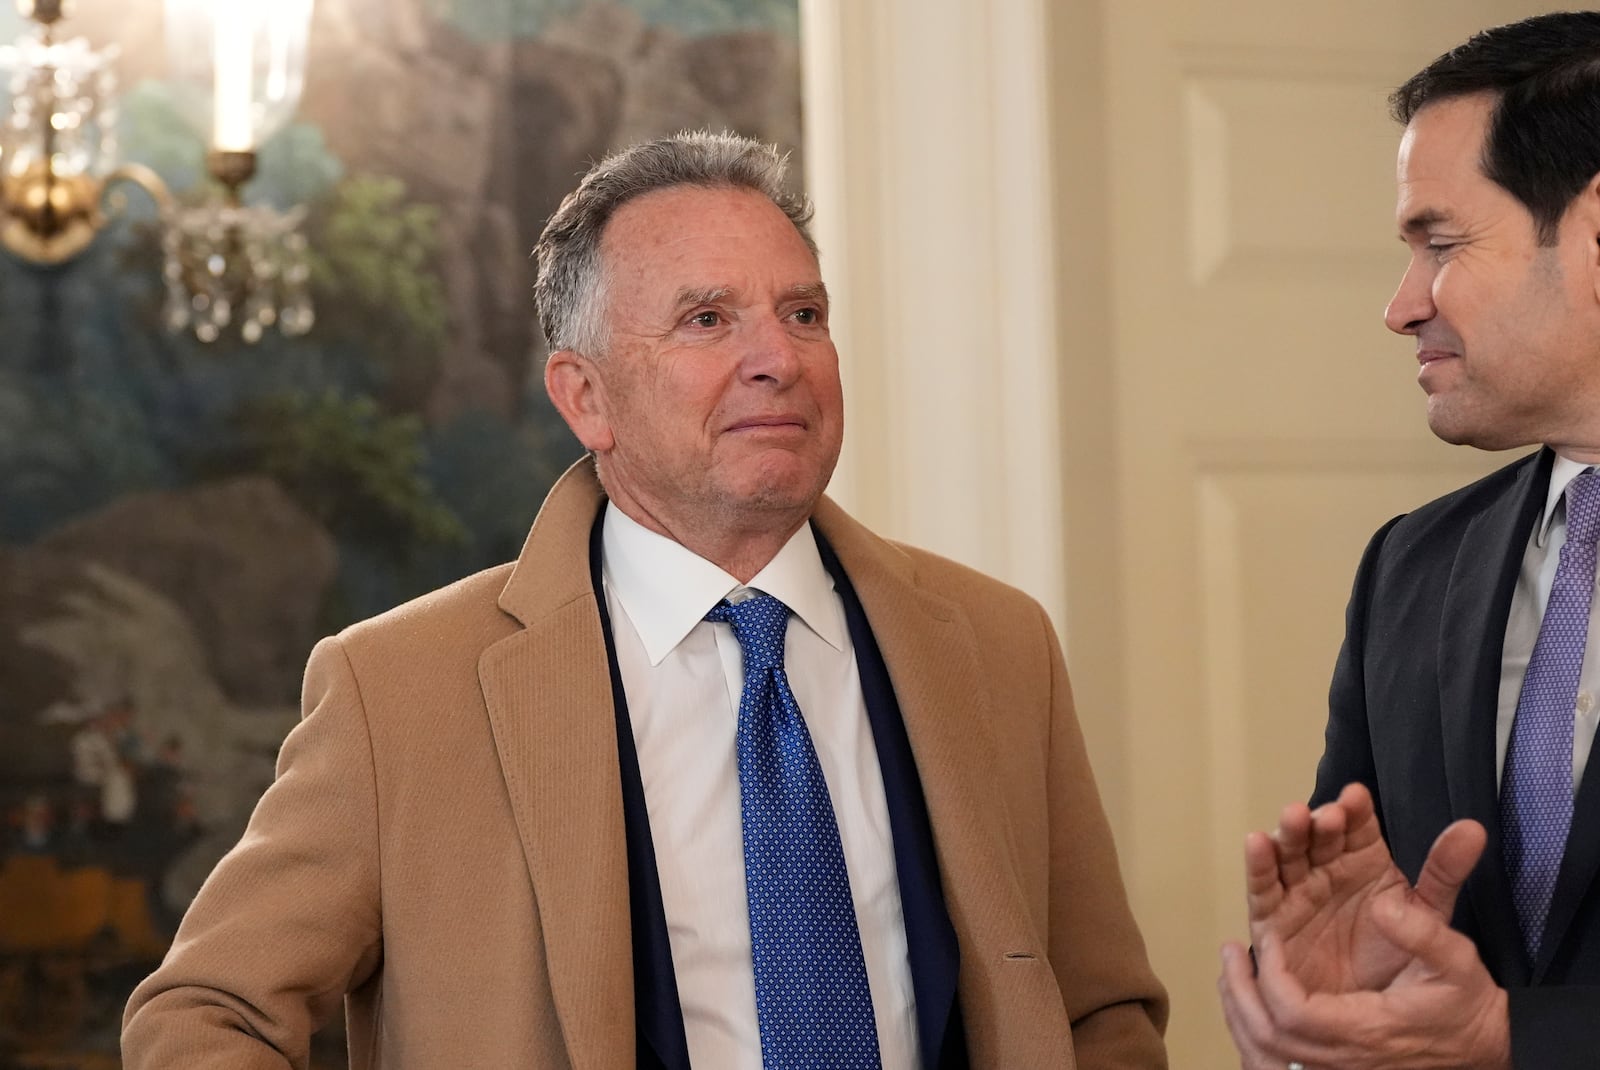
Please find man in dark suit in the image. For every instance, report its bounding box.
[1219,13,1600,1070]
[122,132,1167,1068]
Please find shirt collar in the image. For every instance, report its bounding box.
[600,502,845,666]
[1536,453,1598,547]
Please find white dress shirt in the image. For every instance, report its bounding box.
[1496,454,1600,791]
[600,503,919,1069]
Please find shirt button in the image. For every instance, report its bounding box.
[1579,691,1594,715]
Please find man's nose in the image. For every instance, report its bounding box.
[742,316,802,385]
[1384,258,1434,335]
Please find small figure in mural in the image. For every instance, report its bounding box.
[26,695,203,936]
[127,733,205,935]
[12,795,55,854]
[121,132,1170,1068]
[0,695,187,1057]
[69,700,141,832]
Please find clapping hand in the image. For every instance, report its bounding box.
[1217,783,1511,1070]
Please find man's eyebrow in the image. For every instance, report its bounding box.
[784,282,829,305]
[1399,209,1453,236]
[670,282,830,308]
[672,285,735,310]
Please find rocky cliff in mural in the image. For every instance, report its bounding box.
[296,0,802,422]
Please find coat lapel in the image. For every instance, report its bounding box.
[813,499,1061,1063]
[478,461,634,1069]
[1437,448,1548,984]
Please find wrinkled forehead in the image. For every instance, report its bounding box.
[601,184,800,252]
[599,185,821,290]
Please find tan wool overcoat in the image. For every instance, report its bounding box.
[122,461,1168,1069]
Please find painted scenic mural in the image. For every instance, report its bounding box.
[0,0,800,1065]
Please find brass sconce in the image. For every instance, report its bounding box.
[0,0,315,342]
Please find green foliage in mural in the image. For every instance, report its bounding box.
[253,124,348,211]
[308,176,449,412]
[423,399,575,566]
[229,390,467,560]
[424,0,797,41]
[621,0,797,36]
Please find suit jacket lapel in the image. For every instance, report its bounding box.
[478,461,634,1069]
[1438,448,1548,984]
[813,500,1058,1062]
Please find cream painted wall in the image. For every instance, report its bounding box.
[802,0,1573,1065]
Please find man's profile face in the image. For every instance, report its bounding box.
[577,184,844,535]
[1385,93,1600,453]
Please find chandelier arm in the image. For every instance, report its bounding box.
[101,163,174,217]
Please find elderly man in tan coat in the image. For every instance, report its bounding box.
[122,132,1167,1070]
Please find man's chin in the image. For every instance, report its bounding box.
[1425,405,1536,452]
[719,452,836,508]
[724,478,824,514]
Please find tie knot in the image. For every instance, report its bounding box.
[705,592,791,672]
[1566,468,1600,545]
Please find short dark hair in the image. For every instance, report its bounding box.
[532,131,814,355]
[1391,12,1600,244]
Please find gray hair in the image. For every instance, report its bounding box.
[533,130,816,356]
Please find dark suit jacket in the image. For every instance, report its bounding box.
[1313,446,1600,1068]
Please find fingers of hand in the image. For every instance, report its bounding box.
[1306,801,1349,868]
[1337,781,1383,850]
[1230,934,1367,1068]
[1412,819,1487,918]
[1273,803,1314,886]
[1245,831,1286,912]
[1252,930,1314,1022]
[1218,941,1284,1064]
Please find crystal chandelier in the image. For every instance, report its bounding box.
[0,0,316,343]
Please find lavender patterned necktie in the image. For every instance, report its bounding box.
[1502,467,1600,958]
[705,593,881,1069]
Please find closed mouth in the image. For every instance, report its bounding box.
[727,416,806,432]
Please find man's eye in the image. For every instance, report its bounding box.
[1427,241,1458,258]
[792,307,819,325]
[689,310,722,328]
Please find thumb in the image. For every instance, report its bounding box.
[1412,819,1486,919]
[1367,889,1478,980]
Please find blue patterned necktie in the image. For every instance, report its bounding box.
[704,593,882,1069]
[1502,467,1600,958]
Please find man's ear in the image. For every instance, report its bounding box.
[1578,170,1600,301]
[545,350,615,453]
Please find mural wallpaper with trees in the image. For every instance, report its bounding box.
[0,0,800,1064]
